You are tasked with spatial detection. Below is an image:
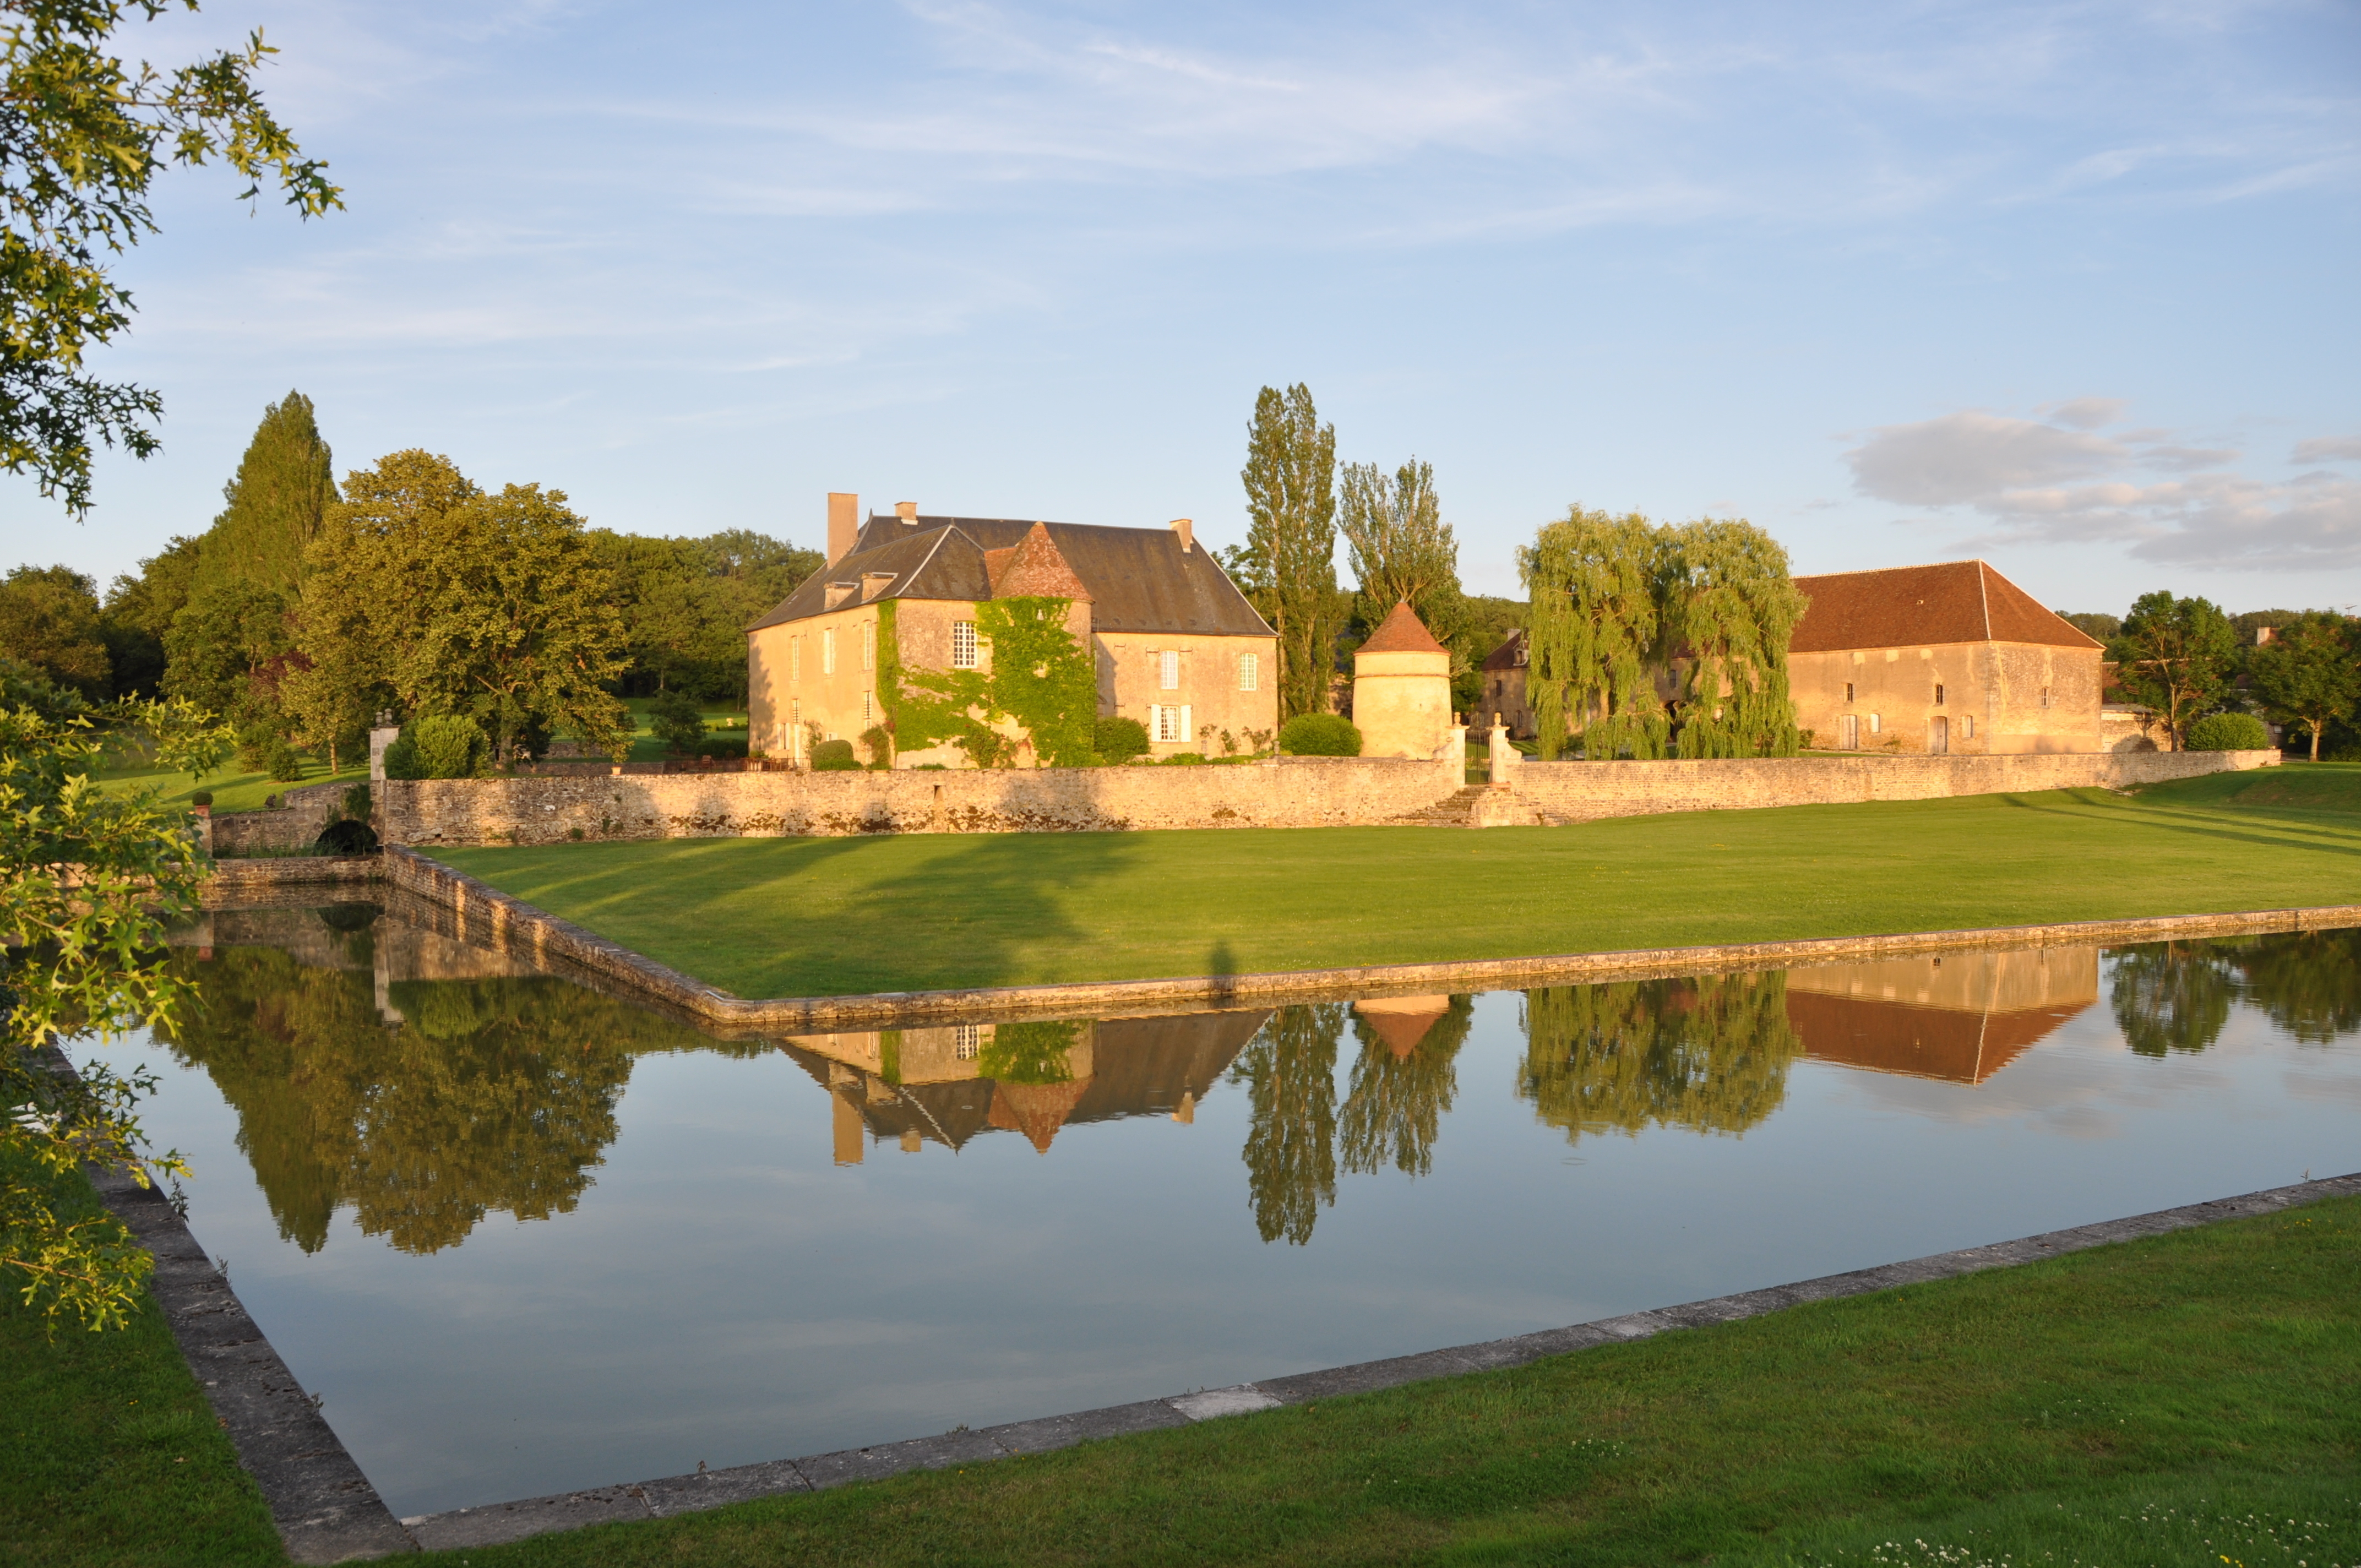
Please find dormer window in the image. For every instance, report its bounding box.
[823,581,856,609]
[862,572,896,600]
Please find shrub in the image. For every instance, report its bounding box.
[648,689,706,755]
[567,826,585,841]
[234,721,276,771]
[265,739,304,781]
[188,790,212,808]
[698,736,749,760]
[2185,712,2271,752]
[1094,715,1150,764]
[385,714,490,779]
[1159,751,1207,766]
[341,783,372,820]
[858,725,893,768]
[1280,712,1362,756]
[810,738,861,771]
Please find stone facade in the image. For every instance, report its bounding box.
[1351,603,1455,760]
[209,780,365,858]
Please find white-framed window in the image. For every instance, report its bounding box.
[1239,651,1259,692]
[953,1024,980,1061]
[791,637,802,683]
[1869,712,1883,734]
[862,620,875,672]
[1152,704,1192,743]
[951,620,977,669]
[822,628,837,675]
[1160,649,1180,690]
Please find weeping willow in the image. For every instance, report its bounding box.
[1515,972,1799,1148]
[1668,519,1807,759]
[1517,508,1670,760]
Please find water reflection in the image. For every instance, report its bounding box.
[158,904,2361,1260]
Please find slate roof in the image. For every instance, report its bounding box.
[748,514,1272,636]
[1358,601,1447,655]
[1790,560,2101,654]
[1482,629,1528,672]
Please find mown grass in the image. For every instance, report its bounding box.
[408,1193,2361,1566]
[0,1161,279,1568]
[94,758,369,815]
[435,764,2361,998]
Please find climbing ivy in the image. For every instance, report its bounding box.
[877,596,1100,768]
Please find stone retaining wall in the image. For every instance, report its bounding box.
[380,753,1464,847]
[1496,747,2276,824]
[209,780,363,857]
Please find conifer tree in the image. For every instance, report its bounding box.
[197,391,338,597]
[1240,384,1340,719]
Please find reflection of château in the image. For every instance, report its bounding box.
[781,1011,1271,1162]
[1783,949,2100,1085]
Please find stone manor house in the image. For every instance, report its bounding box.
[747,494,1279,766]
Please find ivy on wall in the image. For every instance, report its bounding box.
[876,596,1100,768]
[981,1019,1082,1084]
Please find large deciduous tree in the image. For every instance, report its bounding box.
[160,575,287,719]
[1239,384,1341,720]
[193,390,336,597]
[1,2,339,516]
[2249,611,2358,762]
[2110,592,2236,750]
[1339,456,1464,645]
[294,450,630,764]
[99,533,201,698]
[1669,519,1806,759]
[1519,508,1669,760]
[0,563,109,698]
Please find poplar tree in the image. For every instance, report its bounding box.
[1233,1003,1341,1246]
[1240,384,1340,719]
[1518,508,1669,760]
[196,391,337,597]
[1339,457,1462,643]
[1668,519,1807,759]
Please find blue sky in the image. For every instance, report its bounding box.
[15,0,2360,615]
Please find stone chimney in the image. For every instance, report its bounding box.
[895,501,919,524]
[827,492,858,566]
[1170,518,1193,553]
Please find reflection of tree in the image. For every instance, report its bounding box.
[1230,1004,1342,1246]
[159,938,711,1254]
[2232,928,2361,1044]
[2109,941,2237,1058]
[1516,972,1798,1147]
[1339,997,1472,1178]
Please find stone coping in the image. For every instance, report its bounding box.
[399,1171,2361,1554]
[42,1046,415,1565]
[188,848,2361,1029]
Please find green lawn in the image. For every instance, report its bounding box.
[434,764,2361,998]
[95,758,368,815]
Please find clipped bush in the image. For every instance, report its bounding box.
[2185,712,2271,752]
[1279,712,1362,756]
[648,689,706,755]
[188,790,213,808]
[266,739,304,781]
[1093,715,1150,764]
[698,736,749,760]
[384,714,490,780]
[1158,751,1207,766]
[810,738,861,771]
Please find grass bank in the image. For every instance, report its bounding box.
[434,765,2361,998]
[425,1191,2355,1565]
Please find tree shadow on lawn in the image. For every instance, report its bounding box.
[714,830,1162,997]
[1987,790,2361,864]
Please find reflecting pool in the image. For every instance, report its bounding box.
[79,901,2361,1518]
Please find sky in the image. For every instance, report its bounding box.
[10,0,2360,616]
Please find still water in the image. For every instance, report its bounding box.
[77,901,2361,1517]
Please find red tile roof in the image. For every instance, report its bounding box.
[1359,601,1446,655]
[1790,560,2101,654]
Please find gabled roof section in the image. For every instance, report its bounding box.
[1789,560,2102,654]
[750,513,1273,636]
[984,522,1093,602]
[1482,629,1528,672]
[1359,601,1446,655]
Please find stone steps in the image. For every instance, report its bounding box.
[1396,785,1494,826]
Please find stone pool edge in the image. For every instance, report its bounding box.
[40,1046,416,1566]
[210,847,2361,1028]
[400,1169,2361,1555]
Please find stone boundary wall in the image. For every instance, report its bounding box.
[407,1170,2361,1552]
[1498,747,2276,824]
[209,779,363,858]
[352,846,2361,1031]
[380,753,1464,847]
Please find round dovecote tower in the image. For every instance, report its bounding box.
[1351,602,1453,759]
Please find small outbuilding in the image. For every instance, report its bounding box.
[1352,602,1454,759]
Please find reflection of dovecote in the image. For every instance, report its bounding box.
[1784,949,2099,1085]
[781,1008,1267,1161]
[1352,995,1451,1059]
